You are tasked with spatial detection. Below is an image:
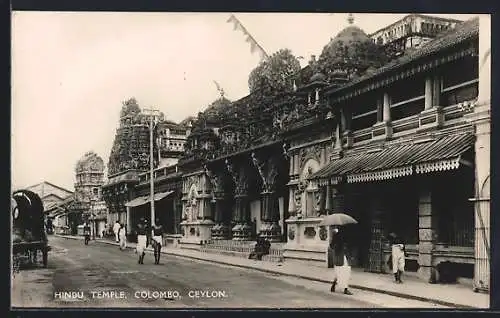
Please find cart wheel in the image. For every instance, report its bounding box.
[42,249,48,268]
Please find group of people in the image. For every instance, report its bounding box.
[328,226,406,296]
[135,217,164,265]
[112,221,127,250]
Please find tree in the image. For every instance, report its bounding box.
[317,40,388,82]
[248,48,301,93]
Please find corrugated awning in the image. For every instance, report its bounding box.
[125,190,174,207]
[310,133,475,184]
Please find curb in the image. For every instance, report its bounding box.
[54,235,475,309]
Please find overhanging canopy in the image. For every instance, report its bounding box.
[310,133,475,184]
[125,190,174,207]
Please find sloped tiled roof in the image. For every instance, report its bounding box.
[326,17,479,95]
[310,133,475,182]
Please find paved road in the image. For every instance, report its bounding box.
[11,236,447,309]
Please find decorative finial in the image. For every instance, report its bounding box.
[347,13,354,25]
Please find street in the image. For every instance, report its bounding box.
[11,236,448,309]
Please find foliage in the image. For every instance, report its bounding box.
[248,48,301,94]
[317,40,388,82]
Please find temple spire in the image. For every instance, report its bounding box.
[347,13,354,25]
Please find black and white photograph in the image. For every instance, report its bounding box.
[11,11,491,309]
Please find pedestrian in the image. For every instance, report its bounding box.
[119,223,127,250]
[113,220,121,243]
[135,218,148,264]
[151,218,164,265]
[83,222,91,245]
[329,226,353,295]
[388,232,405,283]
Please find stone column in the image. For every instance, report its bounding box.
[419,74,443,130]
[126,206,132,236]
[417,188,438,282]
[233,193,252,240]
[432,75,441,106]
[260,191,281,241]
[470,15,491,293]
[211,195,230,240]
[324,184,333,215]
[425,77,433,110]
[383,93,391,121]
[287,187,297,217]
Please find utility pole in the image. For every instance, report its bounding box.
[143,108,161,227]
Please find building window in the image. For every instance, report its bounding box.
[350,92,378,131]
[441,55,479,106]
[390,74,425,121]
[92,188,99,196]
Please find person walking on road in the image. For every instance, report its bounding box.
[113,221,121,243]
[119,223,127,251]
[83,222,91,245]
[389,232,405,283]
[151,218,164,265]
[329,226,353,295]
[135,218,148,264]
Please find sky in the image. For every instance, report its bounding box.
[11,12,478,191]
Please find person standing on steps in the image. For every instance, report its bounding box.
[151,218,164,265]
[388,232,405,283]
[329,226,353,295]
[135,218,148,264]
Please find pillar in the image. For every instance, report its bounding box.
[425,77,433,110]
[432,75,441,106]
[324,184,333,215]
[126,206,132,237]
[383,92,391,121]
[259,191,282,241]
[211,196,230,240]
[232,194,252,240]
[417,188,438,282]
[288,187,297,217]
[471,14,491,293]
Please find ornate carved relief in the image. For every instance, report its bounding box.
[251,152,279,193]
[184,184,199,221]
[299,145,323,171]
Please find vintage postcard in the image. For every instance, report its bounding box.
[11,11,491,309]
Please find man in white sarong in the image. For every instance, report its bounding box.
[118,223,127,250]
[329,226,353,295]
[389,233,405,283]
[113,221,121,243]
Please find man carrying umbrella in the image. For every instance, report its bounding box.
[321,213,357,296]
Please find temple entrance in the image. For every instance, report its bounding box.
[344,187,371,269]
[130,197,175,235]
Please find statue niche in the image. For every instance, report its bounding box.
[185,184,199,221]
[296,158,320,217]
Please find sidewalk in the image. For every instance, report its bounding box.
[55,235,489,309]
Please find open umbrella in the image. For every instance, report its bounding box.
[320,213,358,226]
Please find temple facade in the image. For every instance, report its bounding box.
[102,98,190,242]
[105,14,490,291]
[73,151,108,236]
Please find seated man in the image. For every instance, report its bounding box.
[249,237,271,260]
